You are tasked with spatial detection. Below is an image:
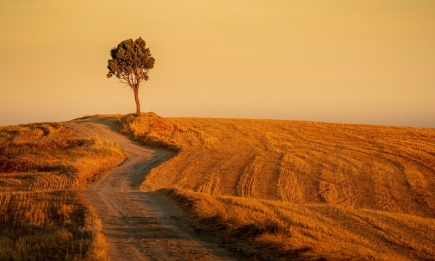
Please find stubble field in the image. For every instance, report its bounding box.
[0,122,126,260]
[120,113,435,261]
[2,113,435,261]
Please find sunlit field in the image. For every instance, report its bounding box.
[2,114,434,260]
[0,123,126,260]
[120,113,435,261]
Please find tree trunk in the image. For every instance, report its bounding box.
[133,87,141,116]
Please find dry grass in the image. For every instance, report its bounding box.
[120,113,435,260]
[170,189,435,261]
[0,122,125,260]
[0,192,109,261]
[0,122,125,188]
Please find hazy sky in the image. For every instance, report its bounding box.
[0,0,434,127]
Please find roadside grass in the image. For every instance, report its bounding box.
[0,192,109,261]
[0,122,125,260]
[169,188,435,261]
[118,113,181,151]
[120,112,435,260]
[0,123,125,187]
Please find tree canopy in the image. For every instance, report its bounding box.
[107,37,155,116]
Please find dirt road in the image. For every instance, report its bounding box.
[67,119,237,261]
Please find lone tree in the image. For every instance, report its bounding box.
[107,37,155,116]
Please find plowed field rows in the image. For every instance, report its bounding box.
[125,115,435,218]
[120,113,435,260]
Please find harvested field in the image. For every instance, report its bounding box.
[3,114,435,260]
[0,191,107,261]
[119,113,435,260]
[0,122,126,260]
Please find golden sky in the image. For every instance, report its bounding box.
[1,0,434,127]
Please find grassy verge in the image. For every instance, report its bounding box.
[0,123,125,187]
[118,113,181,152]
[169,188,435,261]
[0,192,109,261]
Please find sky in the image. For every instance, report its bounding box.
[0,0,434,127]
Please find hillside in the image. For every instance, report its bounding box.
[119,113,435,260]
[0,122,126,260]
[2,114,434,261]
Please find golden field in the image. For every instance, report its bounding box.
[2,113,434,261]
[120,113,435,261]
[0,122,126,260]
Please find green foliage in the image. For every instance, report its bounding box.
[107,37,155,115]
[107,37,155,86]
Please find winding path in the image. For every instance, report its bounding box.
[67,119,237,261]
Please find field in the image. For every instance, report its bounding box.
[120,113,435,260]
[2,114,435,260]
[0,122,126,260]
